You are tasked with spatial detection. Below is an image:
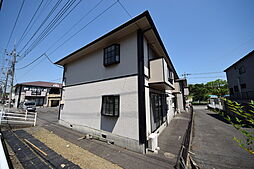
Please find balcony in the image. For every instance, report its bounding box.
[25,91,46,97]
[149,57,174,90]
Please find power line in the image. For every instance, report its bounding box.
[187,76,225,79]
[45,54,62,68]
[117,0,132,18]
[16,0,44,47]
[16,53,46,70]
[16,0,117,72]
[48,0,118,56]
[18,0,63,54]
[17,56,45,80]
[46,0,104,52]
[23,0,82,57]
[17,0,53,51]
[5,0,25,49]
[182,71,224,76]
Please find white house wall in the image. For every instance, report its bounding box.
[64,32,138,86]
[144,38,149,77]
[60,75,139,141]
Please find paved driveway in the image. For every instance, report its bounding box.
[191,106,254,169]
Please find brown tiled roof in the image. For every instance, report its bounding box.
[15,81,62,88]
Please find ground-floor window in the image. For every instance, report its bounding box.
[101,95,120,117]
[150,92,168,132]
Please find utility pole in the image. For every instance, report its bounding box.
[8,46,17,108]
[182,72,191,78]
[2,69,9,103]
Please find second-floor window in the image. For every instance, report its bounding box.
[104,44,120,66]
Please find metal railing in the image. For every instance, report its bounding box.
[0,108,37,126]
[176,106,194,169]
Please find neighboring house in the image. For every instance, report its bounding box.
[55,11,188,153]
[224,50,254,101]
[173,78,189,112]
[14,81,62,108]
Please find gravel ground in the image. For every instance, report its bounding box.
[24,127,122,169]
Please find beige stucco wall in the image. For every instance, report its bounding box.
[60,75,139,141]
[64,32,138,86]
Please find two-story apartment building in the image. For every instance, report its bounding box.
[14,81,62,108]
[224,50,254,101]
[55,11,187,153]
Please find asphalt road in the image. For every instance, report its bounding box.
[191,106,254,169]
[36,107,59,126]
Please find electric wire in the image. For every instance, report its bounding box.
[48,0,118,56]
[22,0,76,56]
[23,0,81,57]
[182,72,224,76]
[18,0,63,54]
[17,0,53,51]
[117,0,132,18]
[16,53,46,70]
[187,76,225,79]
[46,0,104,52]
[5,0,25,49]
[16,0,44,47]
[16,0,116,70]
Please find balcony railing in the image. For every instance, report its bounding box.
[25,91,46,97]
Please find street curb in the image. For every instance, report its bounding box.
[175,107,194,169]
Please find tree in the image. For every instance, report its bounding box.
[188,79,229,101]
[206,79,229,97]
[189,83,209,101]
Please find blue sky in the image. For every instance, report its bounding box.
[0,0,253,84]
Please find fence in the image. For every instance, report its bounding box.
[0,108,37,126]
[176,106,194,169]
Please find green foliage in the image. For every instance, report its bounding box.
[220,99,254,155]
[189,79,229,101]
[206,79,229,97]
[189,83,209,101]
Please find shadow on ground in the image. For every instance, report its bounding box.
[206,113,230,124]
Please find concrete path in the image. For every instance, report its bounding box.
[191,106,254,169]
[3,107,191,169]
[35,108,192,169]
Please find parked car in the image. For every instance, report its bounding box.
[20,101,36,112]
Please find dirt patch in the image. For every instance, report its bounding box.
[25,127,122,169]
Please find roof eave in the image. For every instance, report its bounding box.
[55,11,150,65]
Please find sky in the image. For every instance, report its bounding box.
[0,0,254,85]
